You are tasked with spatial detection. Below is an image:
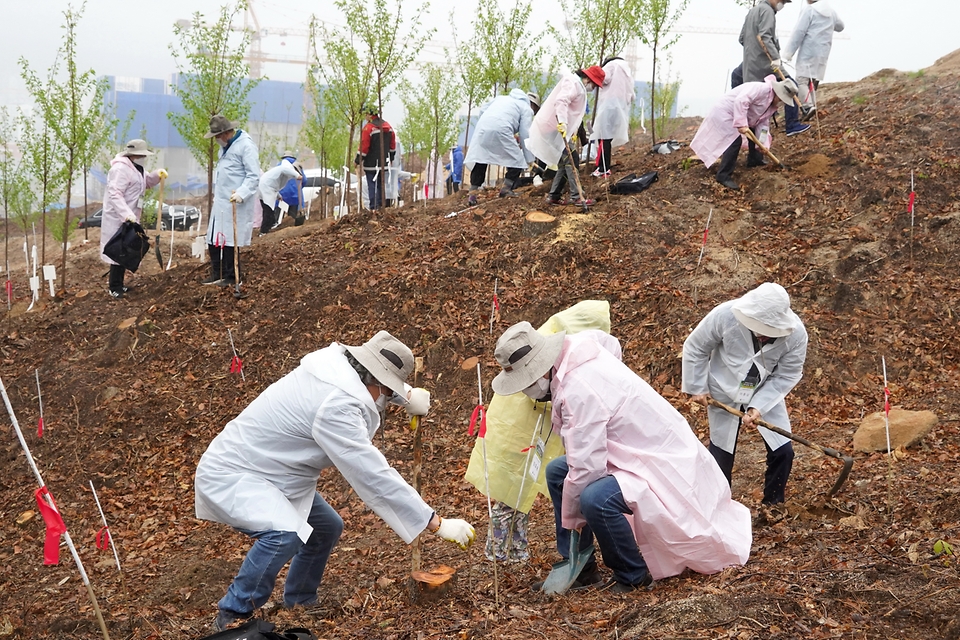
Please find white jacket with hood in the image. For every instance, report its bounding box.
[525,72,588,166]
[783,1,844,81]
[590,58,635,148]
[195,344,434,544]
[464,89,535,170]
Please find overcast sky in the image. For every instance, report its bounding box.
[1,0,954,125]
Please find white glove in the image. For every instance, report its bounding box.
[783,54,793,63]
[405,387,430,416]
[157,168,168,180]
[435,518,476,550]
[229,193,243,203]
[770,59,782,71]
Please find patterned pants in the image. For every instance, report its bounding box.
[484,501,530,562]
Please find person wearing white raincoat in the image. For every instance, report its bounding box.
[782,0,844,110]
[681,282,808,506]
[527,66,604,207]
[492,323,752,593]
[100,139,165,298]
[202,114,260,286]
[258,154,299,234]
[589,57,635,177]
[196,331,476,632]
[463,89,536,205]
[691,75,799,191]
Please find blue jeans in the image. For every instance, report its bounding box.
[218,492,343,617]
[365,169,384,210]
[545,456,650,586]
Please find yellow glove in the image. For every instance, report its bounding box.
[411,173,420,182]
[157,168,168,180]
[556,122,567,138]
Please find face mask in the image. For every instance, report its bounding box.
[216,137,229,148]
[375,392,390,412]
[522,377,551,401]
[584,80,596,92]
[775,2,784,11]
[130,157,145,166]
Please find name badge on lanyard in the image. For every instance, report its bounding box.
[528,438,545,480]
[735,364,762,405]
[137,197,144,209]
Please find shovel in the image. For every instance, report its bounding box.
[742,128,789,170]
[707,398,853,499]
[556,116,589,212]
[541,529,595,596]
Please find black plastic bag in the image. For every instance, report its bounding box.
[196,618,317,640]
[608,171,659,195]
[103,220,150,272]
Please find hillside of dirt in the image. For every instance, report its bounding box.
[1,55,959,640]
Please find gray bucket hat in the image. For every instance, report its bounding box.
[344,331,415,397]
[120,139,154,157]
[772,78,799,104]
[492,322,566,396]
[203,114,238,139]
[526,92,540,108]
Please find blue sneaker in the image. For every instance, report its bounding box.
[786,123,811,137]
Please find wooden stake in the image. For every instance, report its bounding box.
[410,357,424,575]
[475,363,499,607]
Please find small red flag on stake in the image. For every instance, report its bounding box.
[469,404,487,438]
[95,526,111,550]
[5,279,11,303]
[35,486,67,565]
[230,355,243,374]
[37,417,44,438]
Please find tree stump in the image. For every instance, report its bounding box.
[522,211,557,237]
[408,565,457,603]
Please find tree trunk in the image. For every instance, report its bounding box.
[522,210,558,237]
[205,139,215,219]
[650,45,658,146]
[83,168,88,241]
[60,156,73,292]
[346,123,357,216]
[463,99,473,157]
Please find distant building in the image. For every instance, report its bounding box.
[96,74,305,200]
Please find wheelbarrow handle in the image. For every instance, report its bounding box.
[707,397,853,499]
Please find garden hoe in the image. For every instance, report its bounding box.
[742,128,789,170]
[541,529,595,596]
[707,398,853,499]
[557,116,590,212]
[230,197,246,300]
[154,176,165,269]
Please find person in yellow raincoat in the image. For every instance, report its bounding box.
[464,300,611,561]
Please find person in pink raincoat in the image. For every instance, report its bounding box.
[492,322,752,594]
[100,139,165,299]
[690,75,798,191]
[526,66,604,207]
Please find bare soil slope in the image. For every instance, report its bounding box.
[1,59,959,640]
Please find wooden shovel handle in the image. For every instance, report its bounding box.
[741,128,784,168]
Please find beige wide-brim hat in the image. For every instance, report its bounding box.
[773,78,799,104]
[120,139,154,157]
[526,92,540,108]
[344,331,414,397]
[203,114,238,139]
[731,282,796,338]
[491,322,566,396]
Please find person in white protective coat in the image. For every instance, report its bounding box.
[202,114,260,286]
[464,88,536,205]
[681,282,808,506]
[589,57,635,177]
[258,153,299,234]
[196,331,476,632]
[691,75,799,191]
[492,322,752,593]
[100,139,166,299]
[782,0,844,110]
[527,66,604,207]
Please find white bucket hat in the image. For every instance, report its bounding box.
[344,331,414,396]
[492,322,565,396]
[121,139,154,157]
[773,78,799,104]
[731,283,797,338]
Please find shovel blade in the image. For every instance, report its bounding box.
[541,530,595,596]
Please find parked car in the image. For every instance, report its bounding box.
[77,208,103,228]
[160,205,201,231]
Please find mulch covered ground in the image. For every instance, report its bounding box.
[0,52,959,639]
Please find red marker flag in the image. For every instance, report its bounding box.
[492,292,500,312]
[34,486,67,565]
[37,417,43,438]
[907,192,915,214]
[468,404,487,438]
[230,355,243,374]
[884,386,891,416]
[95,527,111,550]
